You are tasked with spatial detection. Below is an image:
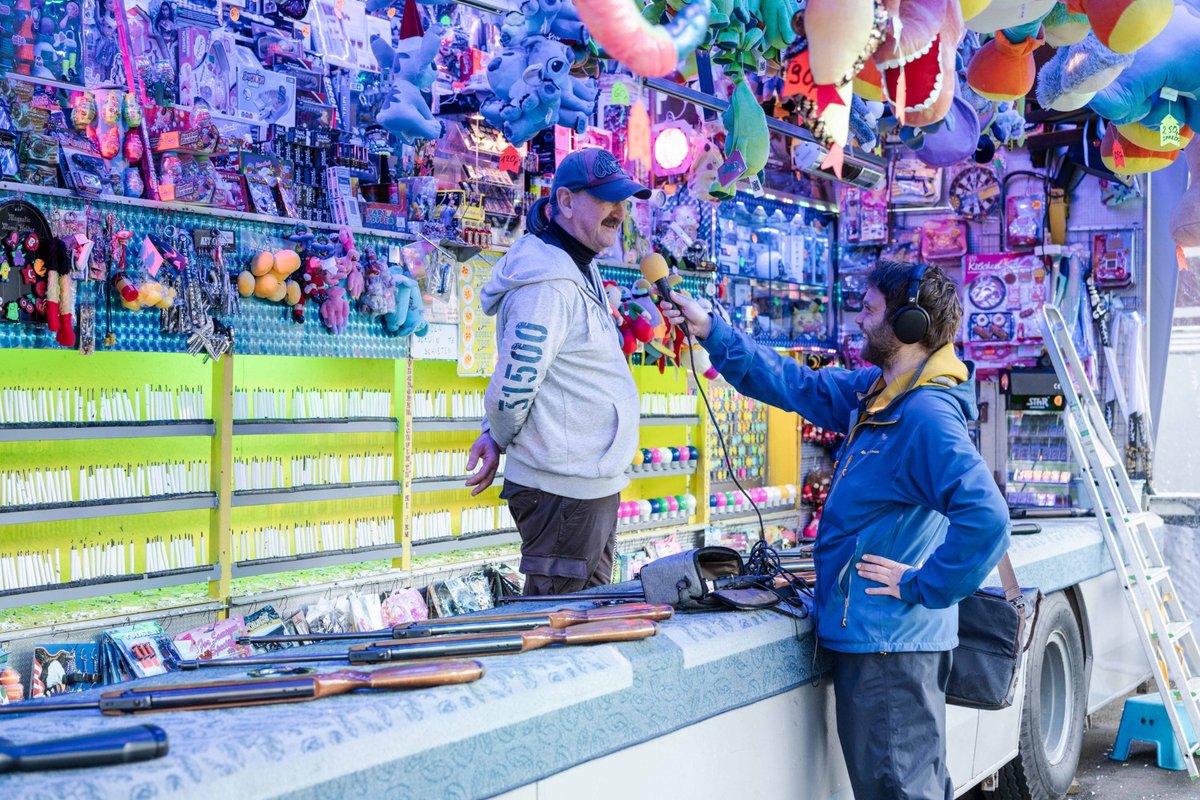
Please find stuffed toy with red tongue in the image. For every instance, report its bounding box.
[908,93,982,166]
[967,20,1046,101]
[872,0,964,127]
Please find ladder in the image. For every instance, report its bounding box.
[1040,304,1200,779]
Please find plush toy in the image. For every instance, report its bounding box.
[1100,123,1181,174]
[1035,32,1132,112]
[481,35,599,145]
[967,21,1046,101]
[386,271,429,336]
[705,0,797,78]
[571,0,710,76]
[687,135,725,201]
[1089,2,1200,135]
[909,94,981,166]
[709,78,769,198]
[501,0,588,46]
[964,0,1055,32]
[238,249,302,304]
[1067,0,1171,54]
[1170,142,1200,247]
[958,0,991,21]
[1043,3,1091,45]
[337,228,365,300]
[370,25,444,145]
[872,0,964,127]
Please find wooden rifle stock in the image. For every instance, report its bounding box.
[0,661,484,715]
[239,603,673,645]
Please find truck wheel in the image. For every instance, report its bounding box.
[993,592,1087,800]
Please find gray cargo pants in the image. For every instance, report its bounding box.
[830,650,955,800]
[500,481,619,595]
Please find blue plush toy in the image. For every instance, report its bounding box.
[386,272,429,337]
[370,25,445,145]
[481,0,598,146]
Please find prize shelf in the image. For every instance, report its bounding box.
[0,419,216,442]
[616,516,699,536]
[230,543,408,579]
[710,507,800,524]
[231,481,402,507]
[0,492,219,526]
[0,564,221,611]
[412,529,521,556]
[412,415,700,432]
[411,464,695,494]
[232,418,399,435]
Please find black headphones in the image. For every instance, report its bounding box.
[891,263,930,345]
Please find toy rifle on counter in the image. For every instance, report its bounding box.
[0,725,168,771]
[178,619,658,669]
[0,660,483,715]
[238,602,673,644]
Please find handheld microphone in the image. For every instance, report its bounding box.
[638,253,688,336]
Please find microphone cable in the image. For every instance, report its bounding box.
[683,321,770,545]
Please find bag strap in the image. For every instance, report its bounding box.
[997,553,1021,603]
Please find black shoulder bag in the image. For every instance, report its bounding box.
[946,553,1041,710]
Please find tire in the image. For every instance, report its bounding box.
[993,592,1087,800]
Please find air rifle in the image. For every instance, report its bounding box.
[238,602,673,644]
[177,619,658,670]
[0,660,483,715]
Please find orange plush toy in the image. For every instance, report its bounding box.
[967,23,1046,101]
[1100,124,1182,174]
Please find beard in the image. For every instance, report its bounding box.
[861,319,901,369]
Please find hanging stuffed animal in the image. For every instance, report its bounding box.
[709,78,769,198]
[872,0,964,127]
[481,36,599,145]
[571,0,710,77]
[1035,32,1132,112]
[803,0,887,156]
[967,19,1047,101]
[370,25,444,145]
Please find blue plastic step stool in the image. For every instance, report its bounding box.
[1111,693,1198,771]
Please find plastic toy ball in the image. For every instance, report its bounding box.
[688,446,699,460]
[715,493,728,508]
[639,500,652,519]
[678,446,690,463]
[650,448,664,465]
[633,450,645,467]
[666,496,679,513]
[669,447,680,462]
[641,448,653,465]
[710,494,719,508]
[649,498,663,514]
[685,494,697,512]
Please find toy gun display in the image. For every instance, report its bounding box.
[177,619,657,669]
[0,660,483,715]
[237,603,673,644]
[0,725,168,771]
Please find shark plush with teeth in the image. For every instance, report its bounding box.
[872,0,965,127]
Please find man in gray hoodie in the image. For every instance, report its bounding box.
[465,148,650,595]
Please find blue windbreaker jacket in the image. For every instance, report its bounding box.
[703,317,1010,653]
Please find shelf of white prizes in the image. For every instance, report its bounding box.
[0,563,221,611]
[230,542,408,579]
[232,418,400,435]
[0,419,217,442]
[410,415,701,433]
[0,492,218,526]
[410,462,696,495]
[230,481,402,507]
[409,529,522,556]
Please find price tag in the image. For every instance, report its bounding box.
[336,0,344,9]
[610,81,630,106]
[1160,113,1181,148]
[717,150,747,187]
[1111,138,1126,169]
[499,145,522,174]
[229,6,240,21]
[301,23,310,38]
[387,6,396,16]
[781,50,817,101]
[1178,244,1189,272]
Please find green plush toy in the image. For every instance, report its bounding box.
[710,78,770,198]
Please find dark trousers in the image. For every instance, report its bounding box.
[500,481,619,595]
[830,650,954,800]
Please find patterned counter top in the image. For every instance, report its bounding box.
[0,516,1128,799]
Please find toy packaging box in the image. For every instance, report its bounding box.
[179,27,237,115]
[236,65,296,127]
[962,253,1049,374]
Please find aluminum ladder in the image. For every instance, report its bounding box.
[1040,303,1200,780]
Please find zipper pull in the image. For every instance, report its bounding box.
[841,454,854,478]
[842,596,850,627]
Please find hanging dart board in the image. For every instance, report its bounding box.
[0,199,55,325]
[948,166,1002,221]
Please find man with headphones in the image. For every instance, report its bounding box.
[664,261,1009,800]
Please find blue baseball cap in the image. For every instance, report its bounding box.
[552,147,651,203]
